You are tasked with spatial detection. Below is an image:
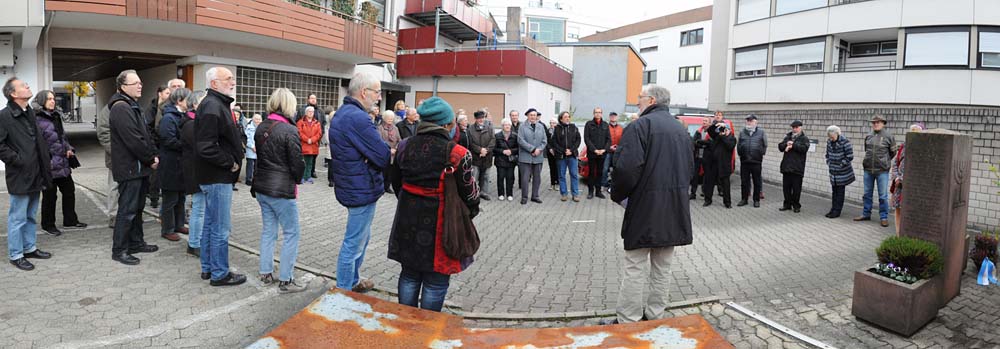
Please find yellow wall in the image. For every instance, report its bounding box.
[625,49,645,105]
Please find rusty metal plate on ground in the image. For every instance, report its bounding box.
[247,288,733,349]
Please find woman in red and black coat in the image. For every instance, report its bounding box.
[387,97,479,312]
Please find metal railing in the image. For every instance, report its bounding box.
[287,0,395,34]
[833,60,897,72]
[399,45,573,73]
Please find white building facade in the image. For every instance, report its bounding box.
[708,0,1000,230]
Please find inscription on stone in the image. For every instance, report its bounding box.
[903,144,946,243]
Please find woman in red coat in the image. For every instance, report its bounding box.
[297,106,322,184]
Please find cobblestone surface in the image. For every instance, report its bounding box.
[2,128,999,348]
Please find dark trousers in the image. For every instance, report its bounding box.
[587,153,605,190]
[702,165,718,202]
[690,158,702,196]
[519,162,542,200]
[547,156,559,185]
[245,158,256,185]
[160,190,186,235]
[782,173,804,209]
[740,162,763,202]
[496,166,515,197]
[831,185,846,215]
[716,175,732,206]
[114,178,150,255]
[147,169,160,203]
[326,158,335,185]
[41,175,80,230]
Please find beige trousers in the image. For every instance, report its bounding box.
[616,246,675,323]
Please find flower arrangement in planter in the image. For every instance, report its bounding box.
[852,236,944,337]
[969,232,999,271]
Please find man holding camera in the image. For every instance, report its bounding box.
[704,120,737,208]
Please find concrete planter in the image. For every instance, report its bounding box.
[851,268,941,337]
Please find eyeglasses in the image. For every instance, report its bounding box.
[123,81,142,86]
[213,77,235,83]
[365,88,382,94]
[638,95,652,100]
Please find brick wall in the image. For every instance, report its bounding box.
[728,107,1000,231]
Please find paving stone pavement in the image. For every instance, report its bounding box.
[3,129,1000,348]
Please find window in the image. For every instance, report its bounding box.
[775,0,826,15]
[849,41,896,57]
[734,47,768,77]
[904,30,969,67]
[526,17,566,43]
[680,29,704,47]
[979,31,1000,68]
[643,70,657,84]
[772,39,825,74]
[880,41,897,54]
[737,0,770,24]
[554,101,561,115]
[639,37,658,53]
[529,22,539,33]
[679,66,702,82]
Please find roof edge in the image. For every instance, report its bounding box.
[579,6,713,42]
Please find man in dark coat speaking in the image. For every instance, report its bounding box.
[607,84,694,324]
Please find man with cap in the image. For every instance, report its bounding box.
[329,72,391,293]
[737,114,767,207]
[778,120,810,213]
[855,114,896,227]
[517,108,547,204]
[468,111,496,200]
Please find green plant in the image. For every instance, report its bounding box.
[359,1,379,24]
[970,231,999,270]
[989,159,1000,196]
[875,236,944,280]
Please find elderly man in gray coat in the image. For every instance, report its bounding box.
[605,84,694,324]
[517,108,547,205]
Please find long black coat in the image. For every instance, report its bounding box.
[707,125,737,177]
[493,131,519,168]
[779,132,810,176]
[0,101,52,195]
[158,104,186,192]
[611,104,694,250]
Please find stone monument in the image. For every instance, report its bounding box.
[897,129,972,306]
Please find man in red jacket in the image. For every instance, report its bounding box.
[602,112,624,192]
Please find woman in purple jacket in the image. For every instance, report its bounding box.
[33,90,87,236]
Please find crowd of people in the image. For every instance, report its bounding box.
[2,66,919,326]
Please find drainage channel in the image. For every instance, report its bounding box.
[725,302,837,349]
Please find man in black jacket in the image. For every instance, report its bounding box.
[690,117,710,200]
[608,84,693,324]
[737,114,767,208]
[396,107,420,140]
[584,107,611,199]
[195,66,246,287]
[778,120,810,213]
[1,77,54,271]
[109,70,160,266]
[707,122,737,208]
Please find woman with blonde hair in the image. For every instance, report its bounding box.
[251,88,308,293]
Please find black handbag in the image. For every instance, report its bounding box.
[68,155,81,169]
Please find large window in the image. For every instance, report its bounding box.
[980,31,1000,68]
[734,46,768,78]
[680,29,704,47]
[643,70,657,84]
[904,29,969,67]
[237,67,340,117]
[526,17,566,43]
[639,37,658,53]
[775,0,826,15]
[850,41,897,57]
[737,0,770,24]
[679,66,702,82]
[773,39,825,74]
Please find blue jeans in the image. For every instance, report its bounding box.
[257,194,301,282]
[557,157,579,196]
[245,158,256,184]
[398,267,451,312]
[188,192,206,249]
[336,202,376,289]
[7,193,40,260]
[601,153,613,188]
[862,171,890,220]
[200,184,233,280]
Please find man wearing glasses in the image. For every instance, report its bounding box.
[328,72,391,293]
[194,67,246,286]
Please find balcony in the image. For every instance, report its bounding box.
[405,0,494,42]
[44,0,397,63]
[397,46,572,91]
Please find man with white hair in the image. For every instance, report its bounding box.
[605,84,693,324]
[329,72,391,293]
[167,78,185,92]
[396,107,420,140]
[194,66,246,286]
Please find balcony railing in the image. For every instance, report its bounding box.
[397,45,572,90]
[834,60,897,72]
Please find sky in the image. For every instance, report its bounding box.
[481,0,713,29]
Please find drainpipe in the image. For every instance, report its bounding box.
[432,7,441,96]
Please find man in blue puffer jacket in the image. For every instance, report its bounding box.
[329,72,391,292]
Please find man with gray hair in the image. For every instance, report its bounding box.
[396,107,420,140]
[167,78,186,92]
[329,72,391,293]
[605,84,693,324]
[194,66,246,286]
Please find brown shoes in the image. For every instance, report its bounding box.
[176,227,189,235]
[853,216,871,222]
[572,196,581,202]
[880,220,890,227]
[352,279,375,293]
[161,232,181,241]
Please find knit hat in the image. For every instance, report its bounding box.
[416,97,455,126]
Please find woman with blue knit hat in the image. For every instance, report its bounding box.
[387,96,481,312]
